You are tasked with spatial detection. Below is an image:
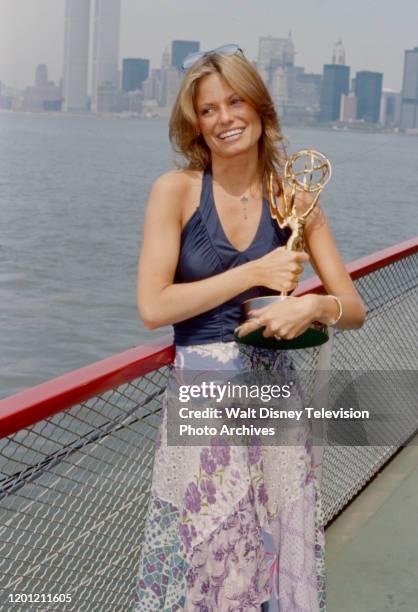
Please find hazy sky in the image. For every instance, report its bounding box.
[1,0,417,91]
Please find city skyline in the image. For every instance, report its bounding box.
[1,0,418,92]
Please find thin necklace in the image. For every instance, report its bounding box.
[213,177,261,221]
[239,195,249,220]
[239,182,261,220]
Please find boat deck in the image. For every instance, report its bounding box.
[1,240,416,611]
[327,435,418,611]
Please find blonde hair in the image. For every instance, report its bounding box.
[169,52,286,194]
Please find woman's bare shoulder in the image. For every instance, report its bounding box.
[151,169,202,195]
[148,169,203,220]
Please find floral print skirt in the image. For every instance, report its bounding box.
[134,342,326,611]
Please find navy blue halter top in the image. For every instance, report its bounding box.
[173,167,290,345]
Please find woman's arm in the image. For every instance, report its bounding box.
[137,172,309,329]
[302,204,366,329]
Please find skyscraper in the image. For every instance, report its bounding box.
[257,34,295,86]
[294,73,322,109]
[91,0,121,112]
[256,33,296,114]
[340,93,357,121]
[142,69,162,102]
[355,71,383,123]
[122,59,150,92]
[380,90,401,126]
[319,65,350,122]
[400,47,418,130]
[171,41,200,71]
[258,34,295,67]
[160,68,181,107]
[62,0,90,112]
[332,40,346,66]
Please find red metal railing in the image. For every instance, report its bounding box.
[1,237,417,439]
[0,338,174,438]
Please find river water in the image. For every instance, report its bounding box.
[0,112,416,398]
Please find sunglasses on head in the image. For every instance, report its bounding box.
[181,44,244,72]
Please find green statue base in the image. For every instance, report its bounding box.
[234,295,329,350]
[234,322,328,350]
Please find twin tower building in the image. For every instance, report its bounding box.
[62,0,121,112]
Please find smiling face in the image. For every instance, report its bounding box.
[195,72,262,161]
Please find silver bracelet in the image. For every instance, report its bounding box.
[328,295,343,326]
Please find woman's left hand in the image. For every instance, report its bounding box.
[235,294,319,340]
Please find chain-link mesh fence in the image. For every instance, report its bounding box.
[0,251,417,610]
[321,253,418,519]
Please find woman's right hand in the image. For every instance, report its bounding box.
[252,246,309,292]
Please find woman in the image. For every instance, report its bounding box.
[135,46,365,611]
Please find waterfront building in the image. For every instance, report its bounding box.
[142,69,162,103]
[142,98,161,118]
[340,93,357,121]
[294,73,322,109]
[284,66,308,104]
[400,46,418,130]
[380,89,401,126]
[23,65,61,112]
[125,90,143,114]
[355,71,383,123]
[256,34,321,123]
[257,33,295,88]
[257,33,304,119]
[258,33,295,70]
[171,40,200,71]
[62,0,90,112]
[320,64,350,122]
[159,67,181,107]
[272,69,321,124]
[270,66,289,113]
[286,72,322,122]
[91,0,121,113]
[122,59,150,92]
[95,83,123,113]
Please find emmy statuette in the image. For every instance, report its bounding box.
[234,149,332,350]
